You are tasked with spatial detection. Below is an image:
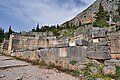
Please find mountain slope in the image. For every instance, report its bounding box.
[61,0,119,27]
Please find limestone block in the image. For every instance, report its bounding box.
[105,60,120,66]
[22,51,30,59]
[29,51,40,60]
[67,46,78,58]
[110,39,120,47]
[38,49,49,57]
[110,46,119,54]
[96,45,108,51]
[79,46,88,57]
[55,43,69,48]
[99,38,107,42]
[69,42,76,46]
[78,57,90,64]
[92,27,100,32]
[111,54,120,59]
[93,39,99,43]
[87,51,111,60]
[59,48,67,57]
[91,27,108,38]
[94,42,108,46]
[75,39,90,46]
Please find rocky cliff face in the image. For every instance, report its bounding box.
[62,0,119,27]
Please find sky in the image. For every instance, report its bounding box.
[0,0,95,32]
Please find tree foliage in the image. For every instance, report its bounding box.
[93,3,109,28]
[8,26,13,39]
[117,0,120,16]
[0,28,4,43]
[31,22,82,38]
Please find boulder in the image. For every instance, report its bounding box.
[102,66,116,75]
[87,51,111,60]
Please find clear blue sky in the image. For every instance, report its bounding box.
[0,0,95,32]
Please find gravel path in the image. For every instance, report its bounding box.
[0,55,77,80]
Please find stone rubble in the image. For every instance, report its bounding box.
[102,65,116,75]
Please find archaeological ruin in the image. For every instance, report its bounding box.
[1,26,120,67]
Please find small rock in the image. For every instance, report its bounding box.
[55,69,59,73]
[76,78,79,79]
[90,67,98,74]
[16,76,23,80]
[79,65,86,70]
[102,66,116,75]
[0,75,5,78]
[96,78,104,80]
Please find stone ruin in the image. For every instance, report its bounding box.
[1,27,120,67]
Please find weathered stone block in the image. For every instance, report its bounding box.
[55,43,69,48]
[79,46,88,57]
[75,39,90,46]
[110,39,120,47]
[94,42,108,46]
[111,54,120,59]
[78,57,90,64]
[105,60,120,66]
[91,27,108,38]
[59,48,67,57]
[67,46,78,58]
[99,38,107,42]
[96,45,108,51]
[87,51,111,60]
[22,51,30,59]
[69,42,76,46]
[29,51,40,60]
[110,46,120,54]
[38,49,49,58]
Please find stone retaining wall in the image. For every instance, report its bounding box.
[11,46,89,64]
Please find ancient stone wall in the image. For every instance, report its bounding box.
[6,27,114,65]
[109,31,120,59]
[8,32,57,53]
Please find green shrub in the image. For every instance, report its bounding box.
[62,69,80,77]
[116,66,120,77]
[69,60,77,65]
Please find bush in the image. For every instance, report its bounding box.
[69,60,77,65]
[62,69,80,77]
[116,66,120,78]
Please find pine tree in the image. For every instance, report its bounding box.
[32,27,36,32]
[93,3,109,28]
[117,0,120,16]
[0,28,4,43]
[8,26,13,39]
[36,23,40,32]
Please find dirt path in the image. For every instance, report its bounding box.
[0,55,77,80]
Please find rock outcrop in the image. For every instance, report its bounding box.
[62,0,119,26]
